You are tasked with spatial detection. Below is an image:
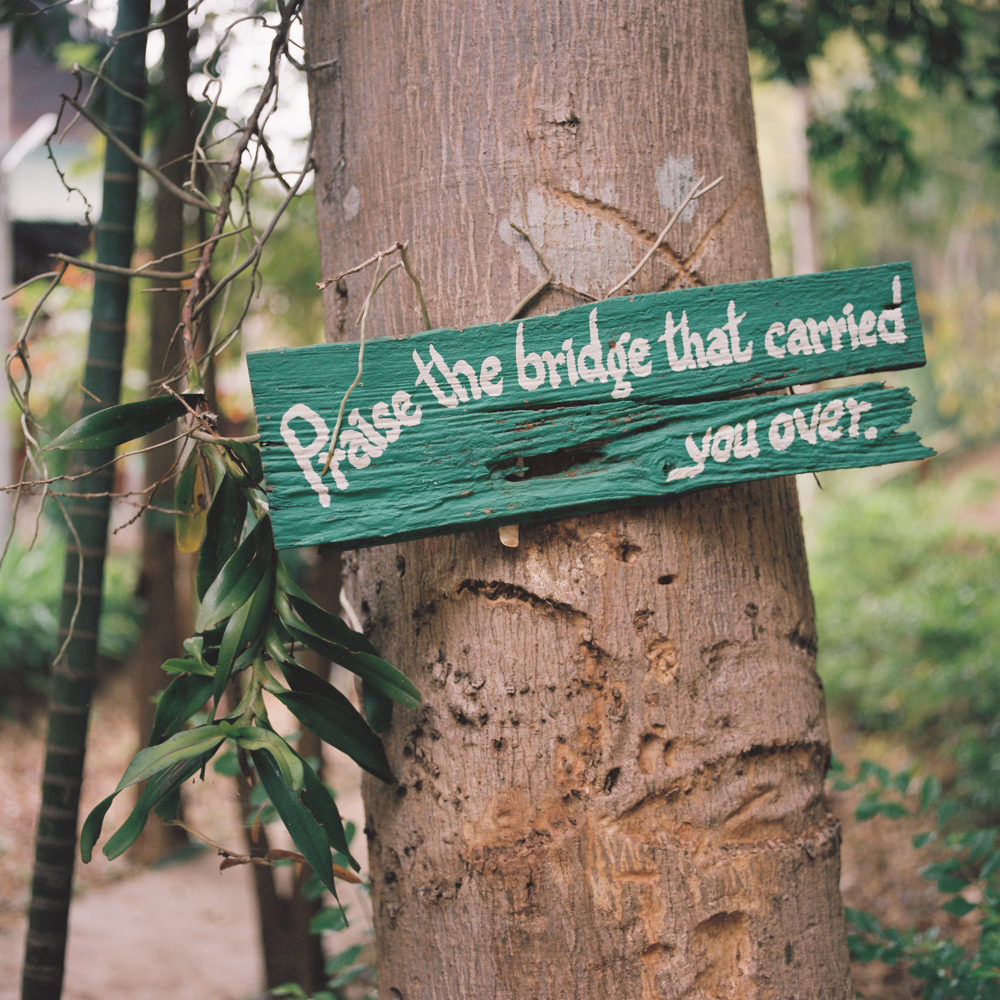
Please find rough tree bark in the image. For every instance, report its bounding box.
[128,0,194,865]
[305,2,851,997]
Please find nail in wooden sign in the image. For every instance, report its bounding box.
[247,262,934,550]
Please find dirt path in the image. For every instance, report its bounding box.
[0,671,370,1000]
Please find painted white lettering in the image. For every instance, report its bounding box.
[341,429,373,469]
[818,399,844,441]
[280,404,338,504]
[857,310,877,347]
[845,397,872,438]
[825,315,846,351]
[727,301,752,363]
[628,337,652,377]
[516,323,546,391]
[451,358,482,399]
[878,275,906,344]
[480,356,503,396]
[561,338,580,385]
[806,318,828,354]
[769,412,795,452]
[666,427,713,481]
[711,425,735,462]
[793,403,822,444]
[370,401,401,443]
[578,309,609,383]
[765,321,787,359]
[348,408,386,454]
[734,420,760,458]
[542,350,566,388]
[659,310,706,371]
[392,390,423,426]
[429,345,472,402]
[413,348,459,407]
[705,325,733,367]
[607,333,632,399]
[786,318,813,355]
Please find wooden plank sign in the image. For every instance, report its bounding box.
[247,262,934,551]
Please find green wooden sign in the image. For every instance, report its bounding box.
[247,262,933,550]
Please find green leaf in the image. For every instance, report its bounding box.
[845,907,884,937]
[214,564,275,707]
[979,847,1000,881]
[937,875,970,894]
[937,798,959,827]
[363,679,393,733]
[298,755,358,870]
[309,906,349,933]
[274,682,394,784]
[277,594,419,708]
[276,563,379,655]
[221,439,265,487]
[920,774,942,812]
[231,726,303,790]
[82,748,216,861]
[941,895,977,917]
[198,474,247,601]
[80,793,117,863]
[161,656,214,677]
[913,831,936,849]
[250,747,338,897]
[148,673,214,746]
[45,394,201,451]
[115,725,227,792]
[325,944,365,975]
[196,514,273,633]
[175,447,210,554]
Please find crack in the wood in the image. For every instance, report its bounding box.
[455,578,588,619]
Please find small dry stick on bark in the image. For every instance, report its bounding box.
[604,174,723,297]
[320,254,387,476]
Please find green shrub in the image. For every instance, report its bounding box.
[834,760,1000,998]
[0,528,142,709]
[809,470,1000,811]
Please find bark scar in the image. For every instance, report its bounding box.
[455,578,588,619]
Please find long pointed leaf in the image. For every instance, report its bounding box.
[213,563,274,709]
[274,684,394,784]
[45,394,201,451]
[298,755,359,870]
[198,473,247,600]
[231,726,303,789]
[250,748,338,897]
[276,593,419,707]
[148,673,214,746]
[276,563,379,656]
[81,746,216,862]
[103,749,219,859]
[115,726,226,792]
[363,679,394,733]
[196,514,273,632]
[175,447,209,553]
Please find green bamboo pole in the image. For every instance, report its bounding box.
[21,2,150,997]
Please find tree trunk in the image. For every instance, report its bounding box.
[21,1,150,996]
[305,2,851,997]
[128,0,194,866]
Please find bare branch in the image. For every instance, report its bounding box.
[62,95,214,211]
[604,175,723,298]
[400,242,432,330]
[49,253,195,281]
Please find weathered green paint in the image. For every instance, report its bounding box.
[248,263,931,551]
